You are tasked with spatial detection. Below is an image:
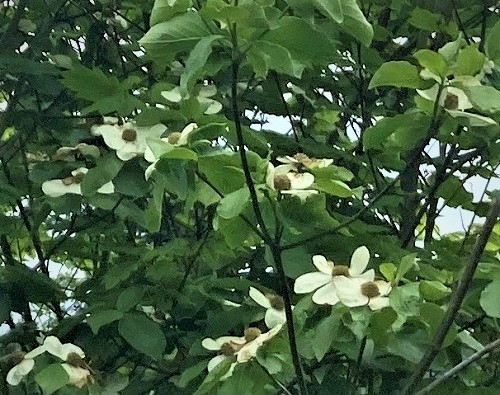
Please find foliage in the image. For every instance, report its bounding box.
[1,0,500,394]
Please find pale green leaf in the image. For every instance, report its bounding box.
[480,280,500,318]
[35,364,69,395]
[369,61,425,89]
[118,313,167,360]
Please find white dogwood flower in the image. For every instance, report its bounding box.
[52,143,100,161]
[202,325,282,379]
[6,350,39,386]
[266,163,318,201]
[333,277,392,310]
[294,246,375,305]
[277,153,333,170]
[249,287,287,329]
[92,121,166,161]
[41,167,114,197]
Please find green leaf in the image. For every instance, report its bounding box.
[337,0,374,47]
[480,280,500,318]
[467,86,500,113]
[414,49,448,79]
[217,187,250,219]
[395,253,416,282]
[193,357,235,395]
[408,7,441,32]
[118,313,167,360]
[144,182,164,232]
[139,12,211,61]
[150,0,191,26]
[263,16,337,72]
[180,35,223,95]
[369,61,425,89]
[454,45,485,76]
[380,262,397,281]
[160,147,198,161]
[312,314,339,361]
[485,19,500,63]
[315,178,352,198]
[116,286,146,312]
[62,65,123,102]
[81,153,123,195]
[419,281,451,302]
[87,309,124,334]
[313,0,343,23]
[35,363,69,395]
[247,40,299,78]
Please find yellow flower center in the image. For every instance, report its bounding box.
[167,132,182,144]
[443,93,459,110]
[361,282,380,298]
[244,327,262,342]
[267,294,285,311]
[121,128,137,142]
[331,265,350,277]
[273,174,291,191]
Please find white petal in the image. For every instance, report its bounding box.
[266,163,276,190]
[374,280,392,296]
[287,172,314,190]
[96,181,115,194]
[43,336,65,359]
[177,123,198,146]
[368,296,390,310]
[42,180,81,197]
[312,255,334,274]
[294,272,331,294]
[446,110,496,126]
[72,167,89,176]
[25,345,46,359]
[145,162,156,180]
[98,126,126,150]
[349,246,370,276]
[61,364,90,388]
[6,359,35,385]
[312,158,334,168]
[312,282,340,305]
[282,189,318,201]
[202,336,244,351]
[249,287,271,308]
[334,277,368,307]
[59,343,85,360]
[144,146,156,163]
[416,84,439,102]
[236,341,259,362]
[273,164,296,175]
[264,308,286,329]
[277,156,297,164]
[116,141,144,161]
[207,355,229,372]
[161,87,182,102]
[358,269,375,281]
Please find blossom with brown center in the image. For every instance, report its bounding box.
[443,93,459,110]
[265,162,318,201]
[202,325,282,380]
[333,277,392,310]
[249,287,288,329]
[277,153,334,170]
[41,167,114,197]
[294,246,375,306]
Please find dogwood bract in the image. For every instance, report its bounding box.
[41,167,114,197]
[249,287,287,329]
[266,162,318,201]
[294,246,374,305]
[333,277,392,310]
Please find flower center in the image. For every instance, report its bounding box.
[267,294,285,311]
[443,93,459,110]
[167,132,182,144]
[273,174,291,191]
[66,352,86,368]
[244,327,262,342]
[220,341,244,356]
[331,265,350,277]
[8,351,26,366]
[121,128,137,142]
[361,282,380,298]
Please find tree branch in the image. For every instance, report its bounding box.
[403,196,500,394]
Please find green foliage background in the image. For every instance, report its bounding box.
[1,0,500,394]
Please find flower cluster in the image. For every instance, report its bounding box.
[202,325,282,379]
[266,153,333,201]
[294,246,392,310]
[5,336,92,388]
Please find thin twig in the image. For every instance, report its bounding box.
[403,196,500,394]
[415,337,500,395]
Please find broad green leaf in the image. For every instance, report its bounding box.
[87,309,124,334]
[315,178,352,198]
[247,40,299,78]
[62,65,123,102]
[193,357,235,395]
[454,45,485,76]
[480,280,500,318]
[414,49,448,80]
[35,363,69,395]
[419,281,451,301]
[175,360,209,388]
[395,253,416,283]
[337,0,373,47]
[313,0,343,23]
[139,12,211,61]
[180,35,223,95]
[408,7,441,32]
[144,182,164,232]
[217,187,250,219]
[369,61,425,89]
[264,16,338,72]
[485,19,500,63]
[118,313,167,360]
[312,314,339,361]
[160,147,198,161]
[116,286,146,312]
[436,175,474,209]
[467,86,500,113]
[150,0,191,26]
[81,153,123,195]
[380,262,397,281]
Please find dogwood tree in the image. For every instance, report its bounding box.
[1,0,500,394]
